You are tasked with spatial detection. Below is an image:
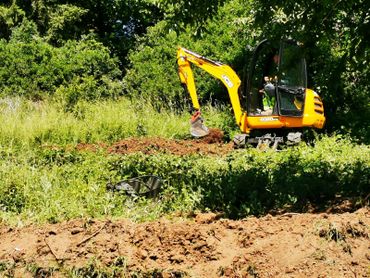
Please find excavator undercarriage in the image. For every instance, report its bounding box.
[233,131,303,150]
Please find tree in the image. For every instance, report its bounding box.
[0,20,122,107]
[0,0,25,39]
[152,0,226,31]
[123,0,257,111]
[253,0,370,142]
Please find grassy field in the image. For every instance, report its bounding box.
[0,97,368,225]
[0,97,229,224]
[0,97,187,147]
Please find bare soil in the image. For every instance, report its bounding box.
[0,208,369,277]
[76,128,234,156]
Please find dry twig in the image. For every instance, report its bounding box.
[44,238,61,261]
[76,222,108,247]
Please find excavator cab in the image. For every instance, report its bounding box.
[246,40,306,117]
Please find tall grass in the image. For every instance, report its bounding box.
[0,134,368,225]
[0,97,368,225]
[0,147,206,225]
[0,97,198,148]
[0,96,238,150]
[0,97,230,225]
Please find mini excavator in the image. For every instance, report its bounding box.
[177,40,326,148]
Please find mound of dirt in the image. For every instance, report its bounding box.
[75,129,233,156]
[106,137,233,156]
[0,208,368,277]
[199,128,225,144]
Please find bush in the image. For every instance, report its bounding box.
[123,0,258,111]
[0,135,368,223]
[0,20,122,107]
[110,135,369,218]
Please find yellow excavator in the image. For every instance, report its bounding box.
[177,40,325,148]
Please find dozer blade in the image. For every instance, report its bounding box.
[190,111,209,138]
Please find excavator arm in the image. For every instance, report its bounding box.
[177,47,248,136]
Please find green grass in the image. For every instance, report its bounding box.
[0,96,237,149]
[0,97,368,225]
[0,97,191,148]
[0,134,368,225]
[0,97,224,225]
[0,147,205,225]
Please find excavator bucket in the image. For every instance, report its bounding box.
[190,111,209,138]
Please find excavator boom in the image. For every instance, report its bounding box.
[177,47,248,136]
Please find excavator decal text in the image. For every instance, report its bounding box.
[222,75,234,88]
[259,117,279,122]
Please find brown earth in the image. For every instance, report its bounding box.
[75,128,234,156]
[0,208,369,277]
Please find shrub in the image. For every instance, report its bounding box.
[123,0,258,111]
[0,134,368,224]
[110,135,369,218]
[0,20,122,106]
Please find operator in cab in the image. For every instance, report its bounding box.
[259,53,279,115]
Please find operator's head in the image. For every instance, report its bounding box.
[273,53,280,65]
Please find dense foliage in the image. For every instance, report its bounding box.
[0,0,369,142]
[0,20,122,109]
[0,134,368,223]
[111,137,369,218]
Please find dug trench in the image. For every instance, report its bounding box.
[0,208,368,277]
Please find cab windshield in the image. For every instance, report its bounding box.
[276,42,307,116]
[278,42,307,89]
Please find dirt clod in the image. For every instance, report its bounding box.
[71,228,84,235]
[195,212,221,224]
[199,128,224,144]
